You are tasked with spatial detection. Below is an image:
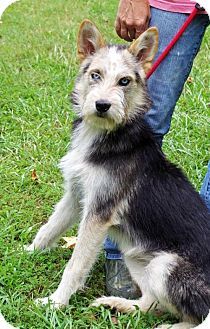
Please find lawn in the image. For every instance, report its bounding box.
[0,0,209,328]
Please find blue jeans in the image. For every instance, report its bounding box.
[104,7,210,259]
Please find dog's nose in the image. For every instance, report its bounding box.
[95,100,111,113]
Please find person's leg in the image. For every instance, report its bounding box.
[147,7,210,210]
[146,8,209,143]
[104,237,141,298]
[104,237,122,260]
[200,162,210,211]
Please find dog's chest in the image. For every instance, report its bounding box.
[60,128,112,200]
[74,151,105,189]
[61,149,103,189]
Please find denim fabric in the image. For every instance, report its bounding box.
[200,162,210,212]
[145,8,209,142]
[104,8,210,259]
[104,237,122,260]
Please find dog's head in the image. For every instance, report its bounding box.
[72,20,158,131]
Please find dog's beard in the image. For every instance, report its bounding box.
[83,114,117,131]
[82,95,126,131]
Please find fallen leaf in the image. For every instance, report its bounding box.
[111,316,118,325]
[62,236,78,249]
[187,76,193,83]
[31,169,39,182]
[88,314,97,321]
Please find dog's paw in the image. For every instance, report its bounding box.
[154,324,195,329]
[24,243,55,253]
[24,244,36,252]
[35,295,67,309]
[154,325,173,329]
[91,296,136,313]
[91,296,125,309]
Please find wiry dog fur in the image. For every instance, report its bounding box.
[27,20,210,329]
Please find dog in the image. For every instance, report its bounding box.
[27,20,210,329]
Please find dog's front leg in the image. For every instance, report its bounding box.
[27,191,78,251]
[36,216,111,307]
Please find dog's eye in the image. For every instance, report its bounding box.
[91,72,101,81]
[118,77,131,86]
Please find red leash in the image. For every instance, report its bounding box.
[146,4,205,79]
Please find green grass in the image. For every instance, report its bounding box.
[0,0,209,328]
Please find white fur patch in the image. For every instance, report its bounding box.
[155,323,196,329]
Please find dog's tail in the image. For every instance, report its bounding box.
[195,311,210,328]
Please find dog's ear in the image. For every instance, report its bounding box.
[77,19,105,62]
[128,27,158,74]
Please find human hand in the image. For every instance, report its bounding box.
[115,0,151,41]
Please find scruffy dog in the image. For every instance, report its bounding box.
[27,20,210,329]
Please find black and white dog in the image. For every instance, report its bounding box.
[27,20,210,329]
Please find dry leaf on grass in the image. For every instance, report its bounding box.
[111,316,118,325]
[62,236,78,249]
[31,169,39,182]
[187,76,193,83]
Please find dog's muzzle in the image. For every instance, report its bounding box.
[95,99,111,116]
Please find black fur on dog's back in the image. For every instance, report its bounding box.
[80,115,210,321]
